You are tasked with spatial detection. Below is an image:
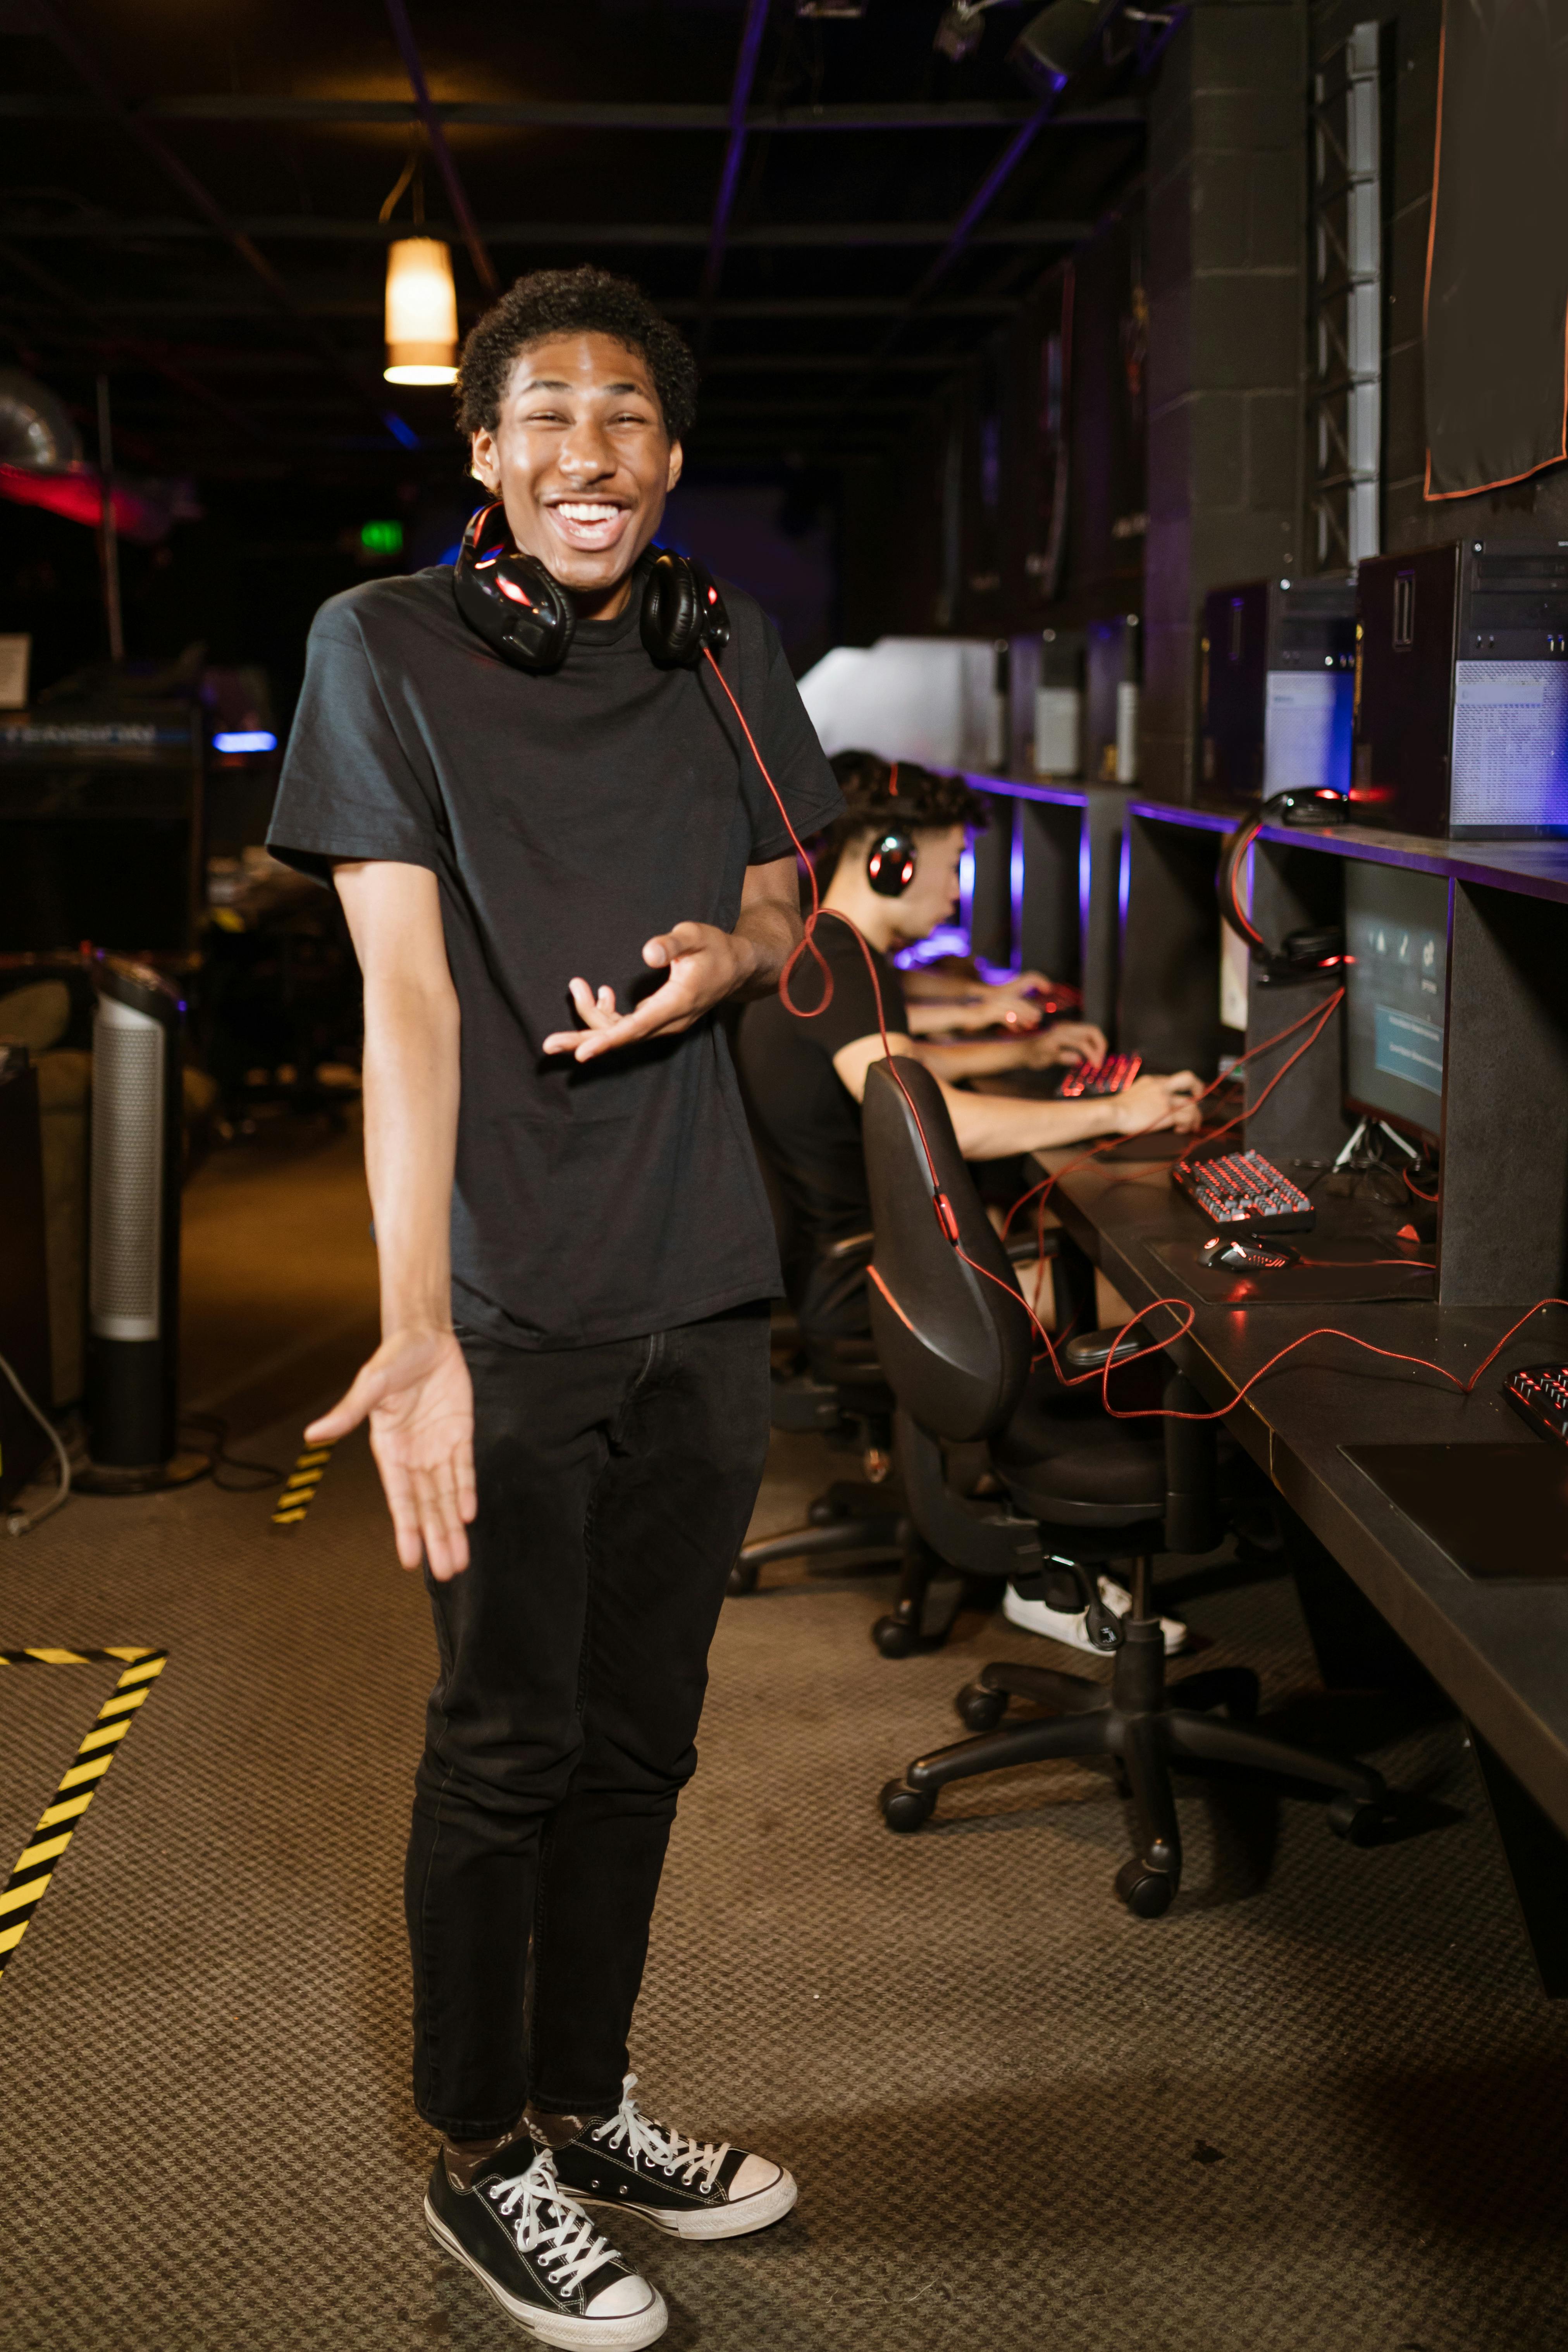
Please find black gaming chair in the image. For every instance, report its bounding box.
[861,1057,1396,1918]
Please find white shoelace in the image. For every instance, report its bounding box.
[590,2073,730,2194]
[487,2149,620,2295]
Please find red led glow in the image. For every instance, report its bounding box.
[497,577,533,607]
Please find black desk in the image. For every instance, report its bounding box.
[1036,1142,1568,1979]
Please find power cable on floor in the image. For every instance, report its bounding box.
[179,1411,285,1493]
[0,1349,72,1538]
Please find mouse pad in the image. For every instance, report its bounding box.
[1148,1237,1436,1304]
[1341,1442,1568,1581]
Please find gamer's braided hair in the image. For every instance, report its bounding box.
[456,266,699,444]
[816,749,989,880]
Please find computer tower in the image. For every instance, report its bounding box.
[84,957,183,1472]
[1354,539,1568,836]
[1085,613,1141,784]
[1201,576,1356,804]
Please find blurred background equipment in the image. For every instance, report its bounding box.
[81,956,200,1485]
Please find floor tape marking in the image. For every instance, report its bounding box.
[272,1442,335,1532]
[0,1649,167,1981]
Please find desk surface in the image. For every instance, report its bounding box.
[1039,1144,1568,1836]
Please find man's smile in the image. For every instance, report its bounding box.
[543,497,635,552]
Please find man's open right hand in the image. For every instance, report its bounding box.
[306,1328,476,1580]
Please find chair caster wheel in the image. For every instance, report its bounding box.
[1327,1792,1391,1845]
[880,1779,935,1833]
[726,1560,759,1597]
[956,1681,1007,1733]
[1115,1856,1175,1918]
[873,1614,916,1659]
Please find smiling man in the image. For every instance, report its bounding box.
[267,268,841,2347]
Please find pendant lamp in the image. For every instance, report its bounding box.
[384,237,459,384]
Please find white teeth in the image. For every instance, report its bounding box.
[556,503,620,522]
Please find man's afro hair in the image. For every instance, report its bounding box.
[455,265,698,443]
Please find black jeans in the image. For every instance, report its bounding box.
[404,1305,772,2139]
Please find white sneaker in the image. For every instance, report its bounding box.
[1004,1574,1187,1656]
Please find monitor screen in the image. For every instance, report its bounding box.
[1342,860,1449,1140]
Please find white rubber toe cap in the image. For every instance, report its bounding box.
[729,2154,783,2201]
[586,2275,661,2321]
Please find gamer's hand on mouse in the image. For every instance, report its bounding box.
[542,922,749,1062]
[1036,1020,1109,1067]
[1113,1071,1203,1136]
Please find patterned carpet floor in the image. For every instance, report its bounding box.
[1,1118,1565,2351]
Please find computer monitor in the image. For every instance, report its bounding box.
[1342,859,1449,1144]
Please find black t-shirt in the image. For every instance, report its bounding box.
[267,562,843,1348]
[735,913,907,1271]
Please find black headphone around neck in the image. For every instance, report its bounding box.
[453,502,732,674]
[863,764,919,897]
[1217,787,1349,979]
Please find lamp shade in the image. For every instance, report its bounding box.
[384,238,459,385]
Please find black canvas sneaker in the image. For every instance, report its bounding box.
[550,2075,798,2241]
[425,2139,667,2347]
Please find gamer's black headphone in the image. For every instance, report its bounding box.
[453,501,732,674]
[1217,786,1349,979]
[862,762,920,897]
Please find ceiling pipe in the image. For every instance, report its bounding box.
[381,0,501,298]
[700,0,773,317]
[0,92,1146,132]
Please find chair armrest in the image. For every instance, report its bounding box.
[823,1229,875,1265]
[1063,1324,1153,1373]
[1003,1229,1062,1266]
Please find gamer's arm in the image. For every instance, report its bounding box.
[911,1019,1109,1081]
[902,969,1058,1034]
[304,860,476,1583]
[829,1032,1201,1160]
[541,853,803,1062]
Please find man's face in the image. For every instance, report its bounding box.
[468,332,682,608]
[891,824,967,947]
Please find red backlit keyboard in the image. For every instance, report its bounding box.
[1506,1364,1568,1444]
[1058,1052,1142,1099]
[1171,1149,1316,1235]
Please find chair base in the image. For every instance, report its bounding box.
[869,1527,1002,1659]
[880,1617,1396,1915]
[730,1480,906,1595]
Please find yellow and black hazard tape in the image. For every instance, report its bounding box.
[0,1646,167,1980]
[272,1442,334,1531]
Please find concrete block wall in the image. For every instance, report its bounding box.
[1143,0,1308,801]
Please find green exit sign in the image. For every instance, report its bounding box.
[360,520,403,556]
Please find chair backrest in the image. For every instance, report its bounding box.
[861,1056,1033,1442]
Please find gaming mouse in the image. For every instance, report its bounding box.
[1200,1235,1301,1272]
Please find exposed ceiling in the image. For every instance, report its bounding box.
[0,0,1148,483]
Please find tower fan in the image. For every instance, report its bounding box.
[81,958,204,1489]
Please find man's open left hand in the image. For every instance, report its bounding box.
[542,922,754,1062]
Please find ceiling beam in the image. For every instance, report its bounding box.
[1,215,1095,249]
[23,0,411,444]
[701,0,774,314]
[29,295,1021,323]
[0,93,1145,133]
[381,0,499,295]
